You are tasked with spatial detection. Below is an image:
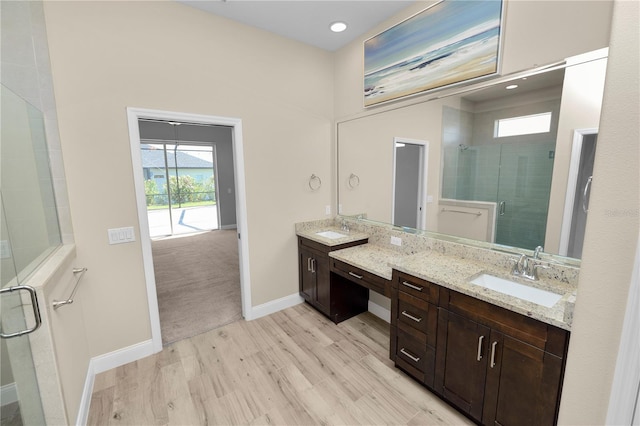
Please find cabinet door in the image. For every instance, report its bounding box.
[483,331,563,426]
[314,253,330,313]
[435,308,490,422]
[299,249,315,301]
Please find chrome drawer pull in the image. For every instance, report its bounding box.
[477,335,485,361]
[400,348,421,363]
[401,311,422,323]
[402,281,424,291]
[490,341,498,368]
[348,271,363,279]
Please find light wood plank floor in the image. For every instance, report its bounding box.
[88,303,472,425]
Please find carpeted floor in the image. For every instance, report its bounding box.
[151,230,242,345]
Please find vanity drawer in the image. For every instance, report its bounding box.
[395,329,436,386]
[397,292,437,345]
[331,259,390,296]
[394,271,439,303]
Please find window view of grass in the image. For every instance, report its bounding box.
[145,175,216,210]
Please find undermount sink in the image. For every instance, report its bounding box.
[469,273,563,308]
[315,230,348,240]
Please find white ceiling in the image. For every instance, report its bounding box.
[177,0,416,51]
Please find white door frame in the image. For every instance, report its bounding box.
[391,137,429,229]
[558,128,598,256]
[126,107,252,352]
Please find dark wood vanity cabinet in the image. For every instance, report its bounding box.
[434,288,569,426]
[297,236,368,323]
[389,271,570,426]
[390,271,439,388]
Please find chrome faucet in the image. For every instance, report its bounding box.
[511,252,549,281]
[341,220,350,233]
[534,246,544,259]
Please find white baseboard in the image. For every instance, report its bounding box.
[368,300,391,323]
[220,224,237,230]
[1,383,17,406]
[249,293,304,320]
[76,339,157,426]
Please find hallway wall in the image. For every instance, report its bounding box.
[44,1,334,358]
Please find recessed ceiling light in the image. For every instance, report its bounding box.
[505,84,519,90]
[330,21,347,33]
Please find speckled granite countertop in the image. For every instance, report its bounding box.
[295,219,575,331]
[295,227,368,247]
[328,244,575,331]
[328,244,411,280]
[391,251,575,330]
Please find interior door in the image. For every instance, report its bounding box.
[393,139,427,229]
[567,134,597,258]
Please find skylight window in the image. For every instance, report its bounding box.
[494,112,552,138]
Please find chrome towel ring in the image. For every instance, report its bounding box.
[309,174,322,191]
[348,173,360,189]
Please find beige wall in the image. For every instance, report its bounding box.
[558,0,639,422]
[44,0,334,357]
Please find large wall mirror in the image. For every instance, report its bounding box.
[337,48,608,262]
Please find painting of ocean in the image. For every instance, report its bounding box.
[364,0,504,107]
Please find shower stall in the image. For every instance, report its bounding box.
[441,103,559,251]
[1,84,62,425]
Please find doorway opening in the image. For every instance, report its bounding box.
[559,128,598,258]
[392,137,429,229]
[127,108,252,351]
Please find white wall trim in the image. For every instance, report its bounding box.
[76,339,155,426]
[250,293,304,320]
[368,300,391,323]
[126,107,252,345]
[606,236,640,425]
[220,224,238,230]
[0,383,18,406]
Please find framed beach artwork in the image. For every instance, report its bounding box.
[364,0,505,107]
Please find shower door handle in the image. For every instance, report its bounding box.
[582,176,593,213]
[499,201,506,216]
[0,285,42,339]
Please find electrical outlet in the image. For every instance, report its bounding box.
[390,236,402,246]
[325,205,331,215]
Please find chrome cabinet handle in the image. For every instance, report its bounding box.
[499,201,506,216]
[307,257,311,272]
[348,271,363,279]
[311,258,316,273]
[402,281,423,291]
[400,348,421,363]
[477,335,485,361]
[490,341,498,368]
[0,285,42,339]
[401,311,422,323]
[583,176,593,213]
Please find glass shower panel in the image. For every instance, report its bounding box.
[0,84,61,283]
[495,141,555,250]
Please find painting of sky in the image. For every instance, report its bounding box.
[364,0,503,106]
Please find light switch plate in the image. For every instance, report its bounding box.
[108,227,136,245]
[325,205,331,215]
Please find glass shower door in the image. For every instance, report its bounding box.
[495,141,556,250]
[1,197,46,426]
